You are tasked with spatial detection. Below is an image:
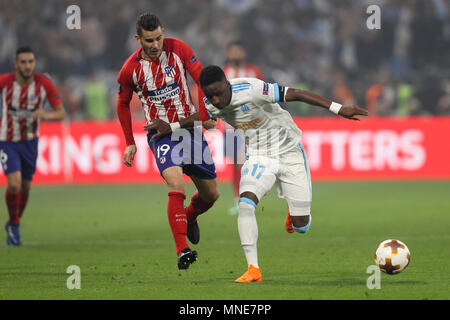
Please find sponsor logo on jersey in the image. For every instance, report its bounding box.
[9,107,35,118]
[147,82,180,103]
[263,82,269,95]
[235,118,262,130]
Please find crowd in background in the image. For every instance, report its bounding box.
[1,0,449,120]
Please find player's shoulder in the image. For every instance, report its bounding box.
[118,48,141,81]
[0,72,15,84]
[122,48,141,69]
[164,38,191,50]
[164,38,197,62]
[230,77,263,91]
[34,72,51,82]
[34,73,58,87]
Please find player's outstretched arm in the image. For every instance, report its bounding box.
[285,88,368,120]
[143,113,202,139]
[33,105,66,121]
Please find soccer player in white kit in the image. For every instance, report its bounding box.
[198,66,368,282]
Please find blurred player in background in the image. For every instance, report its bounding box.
[198,66,368,282]
[222,41,264,215]
[222,41,264,80]
[0,46,66,246]
[117,13,219,270]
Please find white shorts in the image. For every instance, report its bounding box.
[239,144,312,216]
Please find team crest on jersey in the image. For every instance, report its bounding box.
[160,156,166,164]
[240,105,250,112]
[29,94,39,104]
[165,65,176,78]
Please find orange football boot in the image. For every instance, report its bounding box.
[234,264,262,283]
[285,213,295,233]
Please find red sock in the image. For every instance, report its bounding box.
[167,192,188,255]
[186,191,215,223]
[19,191,29,218]
[233,165,241,198]
[6,189,20,224]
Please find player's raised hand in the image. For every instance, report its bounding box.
[123,144,137,167]
[338,105,369,121]
[143,119,171,139]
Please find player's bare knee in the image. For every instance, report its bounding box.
[21,180,32,194]
[7,183,21,194]
[167,181,185,194]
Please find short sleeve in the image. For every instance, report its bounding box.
[41,76,62,107]
[250,79,281,105]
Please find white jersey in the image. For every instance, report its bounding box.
[205,78,302,157]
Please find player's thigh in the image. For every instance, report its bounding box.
[19,138,39,182]
[0,142,22,191]
[190,175,219,203]
[277,155,312,217]
[239,157,276,202]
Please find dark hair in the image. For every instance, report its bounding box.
[200,65,227,87]
[136,13,162,36]
[16,46,34,58]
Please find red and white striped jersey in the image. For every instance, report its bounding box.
[222,64,264,81]
[117,38,204,125]
[0,73,61,142]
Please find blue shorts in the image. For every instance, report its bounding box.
[0,138,38,181]
[148,128,217,180]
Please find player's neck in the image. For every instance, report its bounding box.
[141,49,160,61]
[15,72,34,87]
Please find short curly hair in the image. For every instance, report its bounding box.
[136,13,162,36]
[200,65,227,87]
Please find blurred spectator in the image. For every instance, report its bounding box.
[437,81,450,115]
[222,41,264,80]
[82,73,109,120]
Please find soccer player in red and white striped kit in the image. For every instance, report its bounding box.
[0,46,66,246]
[117,13,219,270]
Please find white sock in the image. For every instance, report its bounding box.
[238,200,259,268]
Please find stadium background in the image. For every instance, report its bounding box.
[1,0,450,302]
[1,0,450,185]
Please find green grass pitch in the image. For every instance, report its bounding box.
[0,181,449,300]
